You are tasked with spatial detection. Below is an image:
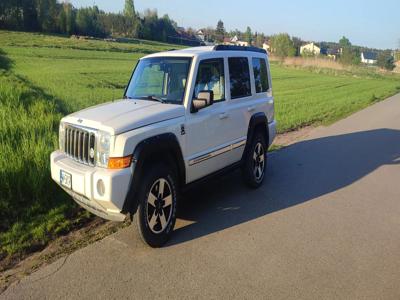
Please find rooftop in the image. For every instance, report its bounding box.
[144,45,267,59]
[362,51,378,60]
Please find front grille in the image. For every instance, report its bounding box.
[64,125,96,166]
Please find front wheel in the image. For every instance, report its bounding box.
[242,132,267,188]
[134,163,178,247]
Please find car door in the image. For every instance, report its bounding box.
[185,57,238,183]
[224,56,254,158]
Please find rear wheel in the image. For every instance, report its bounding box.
[134,163,178,247]
[242,131,267,188]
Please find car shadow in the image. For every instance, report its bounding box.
[168,128,400,246]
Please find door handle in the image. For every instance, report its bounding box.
[248,106,255,112]
[219,112,229,120]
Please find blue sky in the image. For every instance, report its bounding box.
[70,0,399,49]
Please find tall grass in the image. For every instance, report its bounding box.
[0,70,75,256]
[280,56,347,70]
[0,31,181,259]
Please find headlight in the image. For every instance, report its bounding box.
[59,122,65,151]
[96,131,111,168]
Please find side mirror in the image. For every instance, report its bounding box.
[191,91,214,113]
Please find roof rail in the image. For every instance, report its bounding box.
[213,44,267,54]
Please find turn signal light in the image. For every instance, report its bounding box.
[108,155,132,169]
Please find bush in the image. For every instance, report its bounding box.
[377,51,395,71]
[270,33,296,59]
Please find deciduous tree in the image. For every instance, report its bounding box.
[338,37,360,65]
[215,20,225,42]
[255,32,265,48]
[244,26,252,44]
[270,33,296,58]
[123,0,136,19]
[339,36,351,48]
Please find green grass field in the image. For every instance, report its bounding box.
[1,30,400,259]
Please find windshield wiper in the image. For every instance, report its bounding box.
[145,95,166,103]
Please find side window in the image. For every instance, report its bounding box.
[228,57,251,99]
[194,58,225,102]
[252,58,269,93]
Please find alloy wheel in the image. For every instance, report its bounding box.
[253,142,265,182]
[146,178,173,234]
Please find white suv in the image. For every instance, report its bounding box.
[50,45,276,247]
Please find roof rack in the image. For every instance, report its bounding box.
[213,44,267,54]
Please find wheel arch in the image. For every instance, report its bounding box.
[242,112,269,161]
[122,133,185,215]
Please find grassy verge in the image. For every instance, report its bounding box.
[0,31,182,260]
[1,30,400,261]
[270,62,400,132]
[0,69,93,260]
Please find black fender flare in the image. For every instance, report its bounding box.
[122,133,185,214]
[242,112,269,161]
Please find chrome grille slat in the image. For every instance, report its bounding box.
[64,124,96,166]
[74,130,78,159]
[83,132,87,163]
[78,131,82,162]
[68,129,73,156]
[89,133,95,166]
[72,129,76,158]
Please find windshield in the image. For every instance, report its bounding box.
[125,57,192,104]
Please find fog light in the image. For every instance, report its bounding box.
[97,179,105,196]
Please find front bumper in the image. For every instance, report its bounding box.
[50,151,132,222]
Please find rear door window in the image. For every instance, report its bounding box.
[228,57,251,99]
[252,58,269,93]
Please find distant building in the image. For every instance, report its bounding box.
[326,48,342,60]
[236,40,249,47]
[222,35,249,47]
[231,35,239,43]
[394,59,400,71]
[223,37,234,45]
[361,52,378,64]
[169,27,204,46]
[300,42,321,56]
[262,42,270,53]
[196,30,205,42]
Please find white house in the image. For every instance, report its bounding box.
[262,42,270,52]
[361,52,378,64]
[236,40,249,47]
[196,30,205,42]
[231,35,239,43]
[222,35,249,47]
[395,60,400,73]
[326,48,342,60]
[300,42,321,56]
[223,37,234,45]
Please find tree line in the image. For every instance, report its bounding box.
[1,2,397,70]
[0,0,178,42]
[205,20,397,71]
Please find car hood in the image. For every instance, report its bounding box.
[63,99,185,135]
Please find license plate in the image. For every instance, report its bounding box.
[60,170,72,189]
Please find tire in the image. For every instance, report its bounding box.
[242,131,268,188]
[134,162,178,247]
